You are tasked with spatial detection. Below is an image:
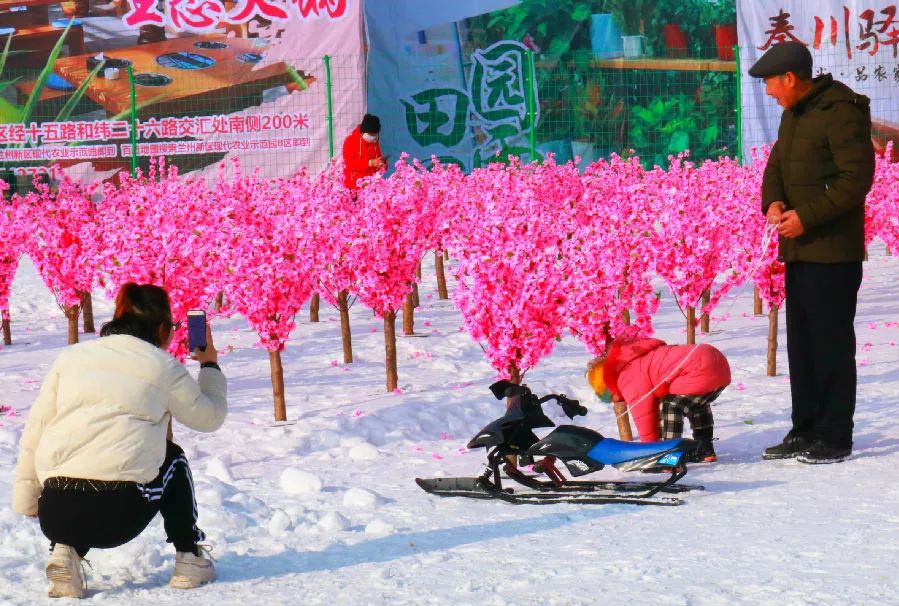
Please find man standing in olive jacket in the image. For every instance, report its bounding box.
[750,42,874,464]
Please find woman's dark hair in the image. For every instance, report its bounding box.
[100,283,173,347]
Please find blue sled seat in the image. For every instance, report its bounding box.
[587,438,685,466]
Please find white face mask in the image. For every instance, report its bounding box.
[361,133,378,143]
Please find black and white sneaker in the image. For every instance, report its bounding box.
[762,433,813,460]
[797,442,851,465]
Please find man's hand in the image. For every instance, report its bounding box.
[777,209,805,239]
[766,201,786,224]
[369,157,386,169]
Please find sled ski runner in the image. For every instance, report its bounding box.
[416,476,683,506]
[416,381,706,506]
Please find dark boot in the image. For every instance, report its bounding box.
[763,433,813,460]
[686,438,717,463]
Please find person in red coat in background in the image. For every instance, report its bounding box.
[342,113,386,190]
[587,337,731,462]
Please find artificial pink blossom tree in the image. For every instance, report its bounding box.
[96,159,222,360]
[0,180,28,346]
[448,158,576,384]
[307,162,364,364]
[866,143,899,255]
[214,162,320,421]
[561,154,659,359]
[351,157,442,392]
[22,173,102,344]
[647,155,761,343]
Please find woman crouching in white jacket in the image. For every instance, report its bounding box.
[12,283,227,598]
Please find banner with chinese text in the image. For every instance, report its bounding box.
[0,0,365,184]
[738,0,899,159]
[364,1,525,173]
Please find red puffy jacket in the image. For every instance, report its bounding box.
[342,126,382,190]
[603,338,731,442]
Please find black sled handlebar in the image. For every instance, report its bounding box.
[489,380,588,419]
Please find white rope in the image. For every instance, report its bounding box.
[603,222,779,432]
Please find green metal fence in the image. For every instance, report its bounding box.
[2,34,899,195]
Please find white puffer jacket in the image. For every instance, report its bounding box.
[12,334,227,516]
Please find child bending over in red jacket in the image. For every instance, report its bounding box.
[587,337,731,463]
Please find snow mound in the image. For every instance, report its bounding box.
[342,487,381,509]
[205,457,234,483]
[348,442,379,461]
[267,509,293,536]
[364,518,395,536]
[318,511,350,533]
[279,468,323,495]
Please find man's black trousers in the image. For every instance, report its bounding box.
[38,441,205,558]
[785,261,862,449]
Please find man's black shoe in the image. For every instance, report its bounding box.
[762,434,813,460]
[797,442,851,464]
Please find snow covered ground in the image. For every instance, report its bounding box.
[1,247,898,606]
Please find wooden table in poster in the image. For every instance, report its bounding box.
[52,34,296,118]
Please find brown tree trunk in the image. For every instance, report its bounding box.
[622,308,631,326]
[338,290,353,364]
[384,311,398,392]
[686,305,696,345]
[700,290,710,334]
[65,305,80,345]
[270,349,287,421]
[613,401,634,441]
[79,291,95,333]
[214,291,224,311]
[767,304,778,377]
[2,310,11,346]
[444,250,449,261]
[435,252,448,299]
[309,293,320,322]
[753,285,763,316]
[412,281,420,309]
[402,292,415,335]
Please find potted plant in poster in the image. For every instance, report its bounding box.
[604,0,655,58]
[650,1,694,58]
[590,12,623,58]
[704,0,737,60]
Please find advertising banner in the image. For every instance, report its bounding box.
[0,0,365,183]
[366,0,739,173]
[364,0,529,173]
[738,0,899,159]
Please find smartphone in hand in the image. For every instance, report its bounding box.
[187,310,207,352]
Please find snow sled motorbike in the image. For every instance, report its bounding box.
[416,381,704,506]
